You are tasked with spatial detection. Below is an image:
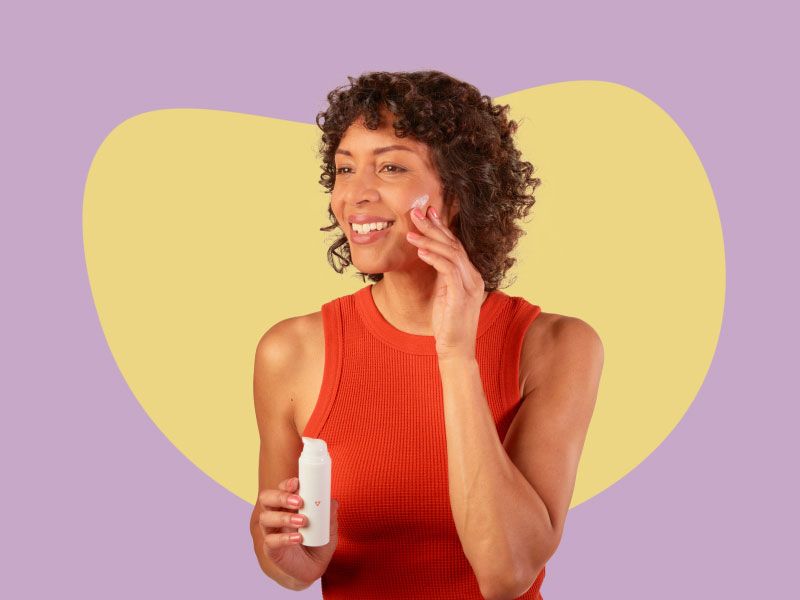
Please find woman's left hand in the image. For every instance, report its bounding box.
[406,204,486,361]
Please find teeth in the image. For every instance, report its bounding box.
[352,221,393,234]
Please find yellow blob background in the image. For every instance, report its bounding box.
[83,81,725,506]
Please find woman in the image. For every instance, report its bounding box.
[250,71,604,599]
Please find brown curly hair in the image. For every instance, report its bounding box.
[315,70,541,291]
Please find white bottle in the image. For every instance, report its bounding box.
[297,436,331,546]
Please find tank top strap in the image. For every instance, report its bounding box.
[499,298,542,406]
[302,297,344,439]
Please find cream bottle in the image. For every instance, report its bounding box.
[297,437,331,546]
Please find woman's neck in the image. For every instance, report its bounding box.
[371,274,488,336]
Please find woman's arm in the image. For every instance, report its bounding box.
[439,317,603,600]
[250,322,314,591]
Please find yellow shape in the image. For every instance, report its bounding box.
[83,81,724,508]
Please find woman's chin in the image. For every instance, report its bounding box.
[350,256,384,274]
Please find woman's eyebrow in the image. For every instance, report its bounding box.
[335,144,417,157]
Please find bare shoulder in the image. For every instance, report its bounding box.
[521,311,604,394]
[256,311,323,366]
[254,310,325,436]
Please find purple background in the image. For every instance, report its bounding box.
[3,1,797,597]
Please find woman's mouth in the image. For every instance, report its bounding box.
[349,220,396,245]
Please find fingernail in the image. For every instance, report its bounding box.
[412,207,425,219]
[290,515,304,526]
[430,206,439,219]
[288,495,301,507]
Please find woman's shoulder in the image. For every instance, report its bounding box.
[257,310,324,364]
[258,287,357,359]
[530,311,601,344]
[293,310,325,353]
[525,310,600,345]
[521,310,603,393]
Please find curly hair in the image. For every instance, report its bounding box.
[315,70,541,291]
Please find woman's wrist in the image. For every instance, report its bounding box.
[437,352,478,369]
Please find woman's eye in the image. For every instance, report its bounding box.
[335,164,405,175]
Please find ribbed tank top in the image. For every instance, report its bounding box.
[303,284,546,599]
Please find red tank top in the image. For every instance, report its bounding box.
[303,284,546,599]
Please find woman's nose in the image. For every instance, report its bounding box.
[341,171,381,205]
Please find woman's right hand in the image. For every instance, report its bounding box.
[258,476,339,587]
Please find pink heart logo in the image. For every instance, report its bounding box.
[315,500,320,506]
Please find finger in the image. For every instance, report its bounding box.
[407,233,480,292]
[263,530,303,551]
[258,486,304,511]
[408,205,475,283]
[260,507,308,532]
[281,476,298,492]
[406,206,461,255]
[421,207,484,293]
[406,232,460,259]
[428,205,458,241]
[409,205,454,245]
[415,247,464,294]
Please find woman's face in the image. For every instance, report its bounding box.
[331,111,455,277]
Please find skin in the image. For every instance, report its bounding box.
[330,107,489,336]
[251,107,604,599]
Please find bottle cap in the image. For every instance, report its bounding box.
[301,436,329,459]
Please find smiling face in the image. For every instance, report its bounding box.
[331,109,455,276]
